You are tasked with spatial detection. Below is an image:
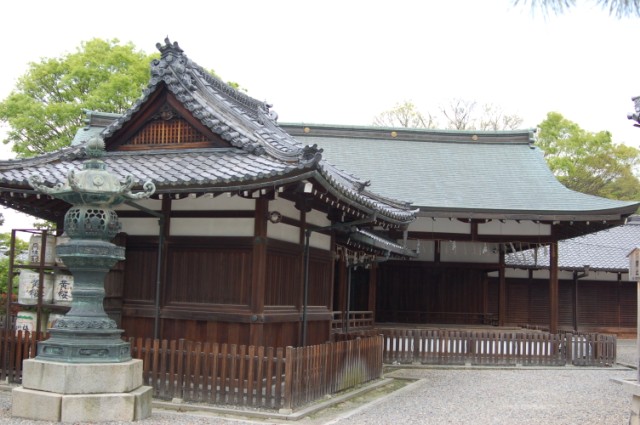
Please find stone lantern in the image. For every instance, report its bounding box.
[12,136,155,422]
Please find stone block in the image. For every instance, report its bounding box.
[61,393,135,423]
[22,358,143,394]
[132,385,153,420]
[11,387,61,422]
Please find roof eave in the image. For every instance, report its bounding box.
[415,205,640,222]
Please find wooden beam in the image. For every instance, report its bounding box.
[157,196,172,339]
[407,231,556,244]
[368,262,378,313]
[250,197,268,346]
[498,245,506,326]
[549,242,559,334]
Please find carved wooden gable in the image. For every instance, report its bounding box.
[105,84,230,151]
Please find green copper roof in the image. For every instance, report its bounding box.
[282,123,639,220]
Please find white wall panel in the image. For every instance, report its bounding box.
[171,195,255,211]
[268,222,300,244]
[310,232,331,250]
[479,220,551,236]
[120,218,160,236]
[116,199,162,211]
[440,241,499,263]
[406,240,435,262]
[268,198,300,220]
[410,217,470,234]
[307,209,331,227]
[171,218,254,236]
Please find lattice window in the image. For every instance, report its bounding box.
[128,118,208,145]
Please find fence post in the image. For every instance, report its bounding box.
[282,346,294,412]
[564,333,572,366]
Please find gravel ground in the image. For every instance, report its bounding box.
[0,340,637,425]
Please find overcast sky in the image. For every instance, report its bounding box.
[0,0,639,232]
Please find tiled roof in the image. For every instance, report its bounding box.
[0,146,300,188]
[349,228,417,257]
[0,40,416,225]
[283,124,639,220]
[0,144,415,223]
[505,217,640,271]
[103,38,315,163]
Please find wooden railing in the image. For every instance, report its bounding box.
[379,329,616,367]
[332,311,374,332]
[0,330,383,411]
[377,310,498,325]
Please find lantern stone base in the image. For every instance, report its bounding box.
[623,380,640,425]
[12,359,152,422]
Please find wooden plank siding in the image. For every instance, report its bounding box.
[118,236,334,347]
[376,263,488,324]
[373,260,635,336]
[494,278,637,335]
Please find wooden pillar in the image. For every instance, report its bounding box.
[549,241,559,334]
[368,263,378,316]
[155,196,172,340]
[482,272,489,316]
[297,210,306,346]
[498,245,506,326]
[249,197,268,346]
[572,272,579,332]
[336,257,347,323]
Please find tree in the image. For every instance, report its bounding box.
[513,0,640,18]
[440,98,476,130]
[478,103,524,131]
[372,101,437,128]
[440,99,524,130]
[373,99,523,131]
[0,39,157,157]
[0,233,29,302]
[537,111,640,199]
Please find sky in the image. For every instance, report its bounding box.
[0,0,639,234]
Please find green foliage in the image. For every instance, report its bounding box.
[0,38,158,157]
[0,233,28,307]
[0,257,11,299]
[0,233,29,254]
[537,112,640,199]
[32,220,56,231]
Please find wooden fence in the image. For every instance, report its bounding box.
[284,333,383,409]
[331,311,374,333]
[379,329,616,367]
[0,330,383,411]
[0,330,40,383]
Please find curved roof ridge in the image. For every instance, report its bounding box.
[102,38,313,164]
[0,144,87,170]
[316,162,416,223]
[281,122,537,144]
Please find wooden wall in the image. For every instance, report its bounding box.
[116,236,333,347]
[375,261,636,335]
[376,262,488,324]
[492,277,636,334]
